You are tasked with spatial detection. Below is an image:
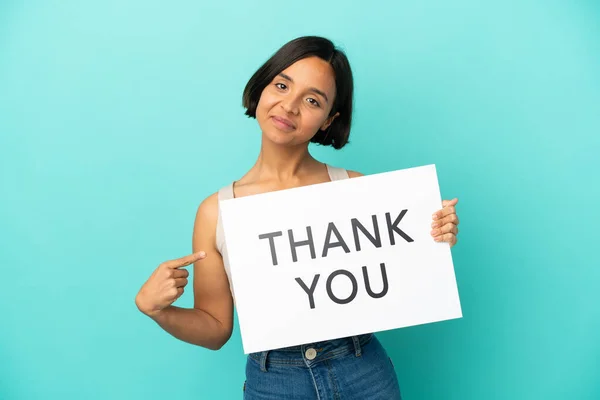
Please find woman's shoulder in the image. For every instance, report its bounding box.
[194,191,221,233]
[196,180,236,215]
[347,169,364,178]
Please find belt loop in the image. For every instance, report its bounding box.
[260,350,269,372]
[352,336,362,357]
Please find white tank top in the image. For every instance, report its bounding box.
[215,164,350,299]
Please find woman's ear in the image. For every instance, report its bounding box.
[320,112,340,131]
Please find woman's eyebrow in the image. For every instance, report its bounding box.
[278,73,329,103]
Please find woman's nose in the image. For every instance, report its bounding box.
[281,98,300,115]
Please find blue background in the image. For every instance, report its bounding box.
[1,1,599,399]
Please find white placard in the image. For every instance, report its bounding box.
[219,164,462,354]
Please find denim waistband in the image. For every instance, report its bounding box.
[248,333,374,370]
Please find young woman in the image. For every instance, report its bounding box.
[135,36,460,399]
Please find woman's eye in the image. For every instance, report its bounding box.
[275,83,287,90]
[307,98,320,107]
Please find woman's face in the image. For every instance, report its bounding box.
[255,56,339,147]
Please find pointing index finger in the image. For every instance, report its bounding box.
[165,251,206,269]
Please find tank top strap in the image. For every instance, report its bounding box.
[216,183,234,254]
[326,164,350,181]
[218,182,235,201]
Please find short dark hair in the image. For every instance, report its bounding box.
[242,36,354,150]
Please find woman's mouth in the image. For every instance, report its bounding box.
[271,116,296,132]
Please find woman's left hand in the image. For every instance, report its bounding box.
[431,198,459,247]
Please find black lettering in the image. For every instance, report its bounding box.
[295,275,320,309]
[322,222,351,257]
[362,263,388,299]
[288,227,316,262]
[351,215,382,251]
[326,269,358,305]
[258,231,283,266]
[386,210,414,245]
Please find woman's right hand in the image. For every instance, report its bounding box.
[135,251,206,318]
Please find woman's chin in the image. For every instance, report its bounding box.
[263,130,297,146]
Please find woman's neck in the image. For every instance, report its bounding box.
[251,137,320,182]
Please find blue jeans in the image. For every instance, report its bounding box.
[243,333,402,399]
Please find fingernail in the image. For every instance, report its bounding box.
[435,237,442,242]
[431,229,439,235]
[432,214,438,220]
[431,222,438,228]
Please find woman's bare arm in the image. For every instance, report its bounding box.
[136,193,234,350]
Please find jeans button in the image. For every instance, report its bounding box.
[305,348,317,360]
